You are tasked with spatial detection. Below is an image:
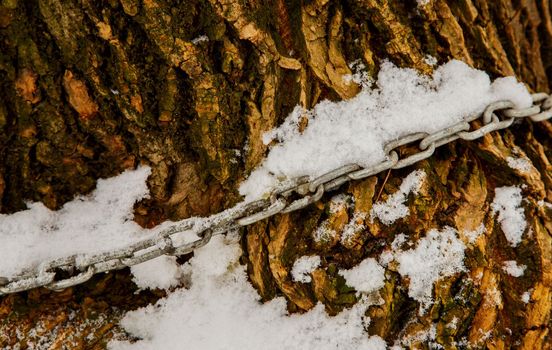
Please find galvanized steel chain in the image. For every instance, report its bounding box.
[1,93,551,296]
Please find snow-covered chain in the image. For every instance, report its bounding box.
[1,93,551,296]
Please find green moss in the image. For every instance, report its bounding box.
[0,100,7,129]
[335,292,357,305]
[1,0,17,10]
[17,38,47,75]
[335,273,356,294]
[35,140,55,165]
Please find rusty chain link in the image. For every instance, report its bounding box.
[1,93,551,296]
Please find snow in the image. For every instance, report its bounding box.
[345,60,371,88]
[0,59,536,348]
[378,228,467,312]
[5,309,121,350]
[392,233,409,250]
[447,317,459,330]
[395,227,466,310]
[313,220,337,243]
[502,260,526,277]
[463,224,486,244]
[506,156,532,173]
[191,35,209,44]
[329,194,351,213]
[424,55,438,66]
[365,336,388,350]
[521,290,532,303]
[379,250,394,267]
[397,324,437,348]
[370,170,426,224]
[291,256,321,283]
[341,212,366,244]
[0,167,171,277]
[109,234,388,350]
[131,256,185,290]
[339,258,386,294]
[239,60,531,201]
[491,186,526,247]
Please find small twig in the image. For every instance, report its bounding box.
[375,169,392,202]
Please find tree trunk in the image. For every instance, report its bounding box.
[0,0,551,348]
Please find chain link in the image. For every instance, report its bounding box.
[1,93,551,296]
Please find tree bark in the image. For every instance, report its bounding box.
[0,0,551,348]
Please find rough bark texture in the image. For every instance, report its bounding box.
[0,0,551,348]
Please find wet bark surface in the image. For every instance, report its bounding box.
[0,0,551,348]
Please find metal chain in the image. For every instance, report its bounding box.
[1,93,551,296]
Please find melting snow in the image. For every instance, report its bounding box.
[397,324,437,348]
[239,60,531,201]
[491,186,526,247]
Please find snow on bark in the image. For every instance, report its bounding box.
[291,256,321,283]
[109,235,387,350]
[502,260,526,277]
[339,258,386,294]
[370,170,426,224]
[491,186,526,247]
[239,60,531,201]
[394,227,466,311]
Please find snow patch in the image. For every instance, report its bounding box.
[464,224,486,244]
[341,212,367,244]
[0,167,168,277]
[506,156,532,173]
[502,260,526,277]
[491,186,526,247]
[447,317,459,330]
[291,256,321,283]
[131,256,184,290]
[379,250,394,267]
[329,194,350,213]
[339,258,386,294]
[239,60,531,201]
[398,324,437,348]
[313,220,337,243]
[423,55,438,66]
[521,289,532,303]
[191,35,209,45]
[344,60,372,88]
[392,233,409,250]
[370,170,426,225]
[395,227,466,310]
[109,235,387,350]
